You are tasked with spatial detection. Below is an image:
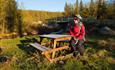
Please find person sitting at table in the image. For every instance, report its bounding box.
[69,14,86,56]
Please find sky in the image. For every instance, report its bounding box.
[16,0,91,12]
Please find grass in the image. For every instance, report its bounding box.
[0,35,115,70]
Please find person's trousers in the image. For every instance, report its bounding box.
[70,39,85,56]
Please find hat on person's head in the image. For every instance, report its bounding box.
[74,14,82,20]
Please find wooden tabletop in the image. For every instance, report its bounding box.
[39,34,71,39]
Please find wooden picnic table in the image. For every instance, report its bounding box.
[39,34,72,59]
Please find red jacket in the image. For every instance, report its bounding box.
[69,23,85,40]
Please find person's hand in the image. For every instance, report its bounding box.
[73,37,78,44]
[73,37,77,40]
[71,36,78,40]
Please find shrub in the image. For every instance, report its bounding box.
[64,59,84,70]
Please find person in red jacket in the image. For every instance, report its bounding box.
[69,14,85,56]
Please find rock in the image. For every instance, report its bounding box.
[99,26,115,35]
[58,60,65,65]
[0,56,9,63]
[97,40,108,47]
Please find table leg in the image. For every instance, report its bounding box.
[39,37,43,44]
[52,40,57,59]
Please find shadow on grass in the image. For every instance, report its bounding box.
[17,43,46,62]
[16,37,46,61]
[17,44,37,54]
[84,40,99,50]
[17,38,41,54]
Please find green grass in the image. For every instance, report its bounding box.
[0,38,23,56]
[0,35,115,70]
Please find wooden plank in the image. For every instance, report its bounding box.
[52,40,57,58]
[30,43,50,52]
[55,37,71,41]
[52,37,71,59]
[39,34,71,39]
[42,46,69,54]
[42,45,50,50]
[50,56,65,62]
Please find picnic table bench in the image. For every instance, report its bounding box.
[29,34,72,62]
[30,43,50,52]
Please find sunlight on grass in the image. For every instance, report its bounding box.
[0,35,115,70]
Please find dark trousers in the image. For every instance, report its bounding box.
[70,39,85,56]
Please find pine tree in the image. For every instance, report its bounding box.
[81,6,90,18]
[6,0,17,32]
[70,4,74,16]
[64,2,71,17]
[79,0,83,13]
[16,10,23,37]
[96,0,107,20]
[0,0,22,34]
[113,0,115,19]
[89,0,95,18]
[74,0,79,15]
